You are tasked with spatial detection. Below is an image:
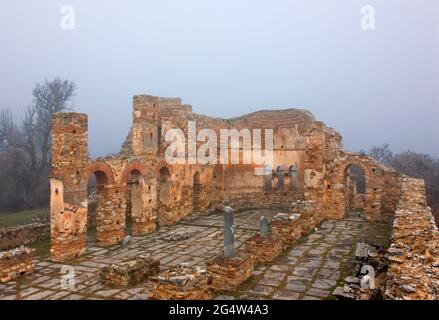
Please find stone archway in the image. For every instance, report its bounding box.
[344,164,366,213]
[157,166,172,225]
[85,162,123,246]
[121,162,149,236]
[325,154,382,221]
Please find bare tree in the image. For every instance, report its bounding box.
[0,78,76,209]
[368,143,393,165]
[368,144,439,226]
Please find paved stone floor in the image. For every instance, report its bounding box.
[0,210,391,300]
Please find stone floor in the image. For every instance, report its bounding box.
[0,210,391,300]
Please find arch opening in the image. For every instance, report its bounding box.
[344,164,366,213]
[289,165,298,192]
[276,165,286,191]
[264,164,272,192]
[87,170,110,244]
[125,169,141,236]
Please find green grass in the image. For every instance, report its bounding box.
[0,208,49,228]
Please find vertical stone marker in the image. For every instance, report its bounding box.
[223,206,235,258]
[206,205,255,291]
[245,215,283,263]
[260,216,270,237]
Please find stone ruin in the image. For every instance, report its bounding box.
[149,265,211,300]
[100,255,160,287]
[0,246,36,283]
[333,242,388,300]
[245,217,283,263]
[40,93,439,299]
[206,206,255,291]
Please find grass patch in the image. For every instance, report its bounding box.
[28,237,51,257]
[0,208,49,228]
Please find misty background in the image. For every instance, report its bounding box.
[0,0,438,158]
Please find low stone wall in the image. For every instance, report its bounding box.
[226,192,304,212]
[245,234,283,263]
[385,177,439,300]
[149,265,211,300]
[272,211,321,249]
[206,251,254,291]
[100,255,160,287]
[0,246,36,283]
[0,221,50,251]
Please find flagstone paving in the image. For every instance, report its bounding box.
[0,210,391,300]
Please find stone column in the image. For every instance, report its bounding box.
[50,113,88,262]
[223,206,235,258]
[260,216,270,237]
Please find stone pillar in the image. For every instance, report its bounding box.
[277,166,286,191]
[223,206,235,258]
[131,175,157,235]
[50,113,88,262]
[131,95,159,226]
[260,216,270,236]
[131,95,160,157]
[206,206,255,291]
[96,186,126,246]
[303,123,325,218]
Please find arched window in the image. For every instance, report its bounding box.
[264,164,272,192]
[289,165,298,192]
[277,165,286,191]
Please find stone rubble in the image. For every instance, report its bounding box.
[333,242,388,300]
[99,255,160,287]
[149,264,211,300]
[272,208,321,250]
[161,232,195,242]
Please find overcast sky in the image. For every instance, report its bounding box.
[1,0,438,157]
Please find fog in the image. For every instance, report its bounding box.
[1,0,438,157]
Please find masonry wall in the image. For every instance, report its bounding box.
[386,177,439,299]
[0,222,49,251]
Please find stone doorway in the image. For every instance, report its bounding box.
[87,170,110,244]
[345,165,366,213]
[125,169,141,236]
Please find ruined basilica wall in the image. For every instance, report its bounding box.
[385,177,439,299]
[149,97,314,216]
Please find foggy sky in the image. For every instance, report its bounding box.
[1,0,438,157]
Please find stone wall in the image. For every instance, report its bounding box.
[0,222,49,251]
[385,177,439,300]
[0,246,35,283]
